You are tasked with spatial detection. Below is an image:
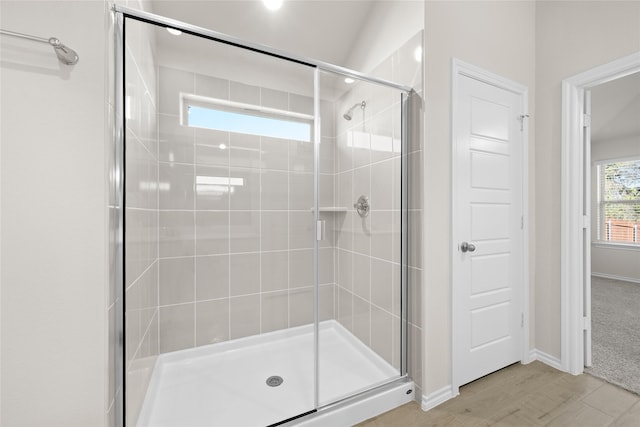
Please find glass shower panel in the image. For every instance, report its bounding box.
[123,17,318,427]
[317,70,404,406]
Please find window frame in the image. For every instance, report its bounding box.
[595,155,640,247]
[180,93,313,142]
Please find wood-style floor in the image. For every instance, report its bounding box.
[357,361,640,426]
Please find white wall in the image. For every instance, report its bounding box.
[592,136,640,161]
[591,245,640,282]
[0,1,108,426]
[423,1,536,396]
[535,0,640,358]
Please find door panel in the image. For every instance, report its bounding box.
[453,71,524,387]
[471,151,510,189]
[471,204,510,240]
[471,302,511,348]
[471,254,510,294]
[471,98,510,140]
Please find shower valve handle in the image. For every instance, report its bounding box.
[354,196,370,218]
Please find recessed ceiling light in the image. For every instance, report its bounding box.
[263,0,283,11]
[166,27,182,36]
[344,77,355,84]
[414,46,423,63]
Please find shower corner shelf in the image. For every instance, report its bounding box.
[311,207,348,213]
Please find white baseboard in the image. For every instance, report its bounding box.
[591,272,640,284]
[529,349,563,371]
[421,385,458,412]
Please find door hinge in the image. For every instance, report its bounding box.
[518,114,530,132]
[521,216,524,230]
[583,316,589,330]
[583,215,589,229]
[583,114,591,128]
[521,313,524,328]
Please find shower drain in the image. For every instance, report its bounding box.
[266,375,284,387]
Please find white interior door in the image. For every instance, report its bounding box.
[453,67,526,388]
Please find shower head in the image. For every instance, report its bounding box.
[48,37,79,65]
[343,101,366,121]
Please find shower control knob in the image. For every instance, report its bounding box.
[353,195,370,218]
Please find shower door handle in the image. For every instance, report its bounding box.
[316,220,326,241]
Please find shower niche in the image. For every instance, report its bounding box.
[117,8,418,427]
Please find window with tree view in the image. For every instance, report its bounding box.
[597,159,640,245]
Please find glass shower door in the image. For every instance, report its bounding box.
[316,69,405,406]
[122,16,320,427]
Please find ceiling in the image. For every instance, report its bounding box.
[149,0,377,66]
[591,71,640,144]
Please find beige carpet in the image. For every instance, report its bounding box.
[585,276,640,395]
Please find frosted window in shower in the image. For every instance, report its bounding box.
[186,104,311,142]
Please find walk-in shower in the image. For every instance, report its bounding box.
[114,5,419,426]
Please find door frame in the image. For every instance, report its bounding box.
[451,59,530,391]
[560,51,640,375]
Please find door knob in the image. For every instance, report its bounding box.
[460,242,476,253]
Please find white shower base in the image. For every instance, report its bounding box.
[137,320,413,427]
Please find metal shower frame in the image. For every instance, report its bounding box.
[113,5,414,426]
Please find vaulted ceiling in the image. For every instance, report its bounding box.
[149,0,377,67]
[591,71,640,144]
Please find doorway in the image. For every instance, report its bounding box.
[575,71,640,394]
[560,51,640,376]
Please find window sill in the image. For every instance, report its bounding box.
[591,241,640,251]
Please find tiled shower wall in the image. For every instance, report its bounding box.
[334,32,424,396]
[123,18,160,426]
[155,65,336,353]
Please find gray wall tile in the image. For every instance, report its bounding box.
[196,255,229,300]
[159,66,194,115]
[229,211,260,253]
[289,172,313,211]
[159,303,195,353]
[195,74,229,100]
[158,113,194,164]
[261,212,288,251]
[196,299,229,346]
[159,257,195,305]
[195,165,230,210]
[261,136,289,171]
[261,291,289,333]
[229,133,260,168]
[371,258,393,313]
[230,81,260,105]
[289,287,313,327]
[261,170,289,210]
[229,295,260,339]
[159,211,194,258]
[230,253,260,296]
[159,163,194,210]
[195,211,228,256]
[229,167,260,210]
[261,251,289,292]
[289,249,313,289]
[195,128,230,167]
[289,212,314,250]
